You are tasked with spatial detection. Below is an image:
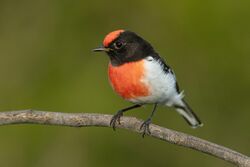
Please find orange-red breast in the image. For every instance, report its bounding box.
[93,30,202,137]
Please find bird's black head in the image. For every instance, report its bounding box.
[93,30,156,66]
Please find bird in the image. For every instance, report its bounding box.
[93,29,203,137]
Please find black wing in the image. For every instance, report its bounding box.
[152,53,181,93]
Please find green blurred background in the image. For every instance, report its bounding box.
[0,0,249,166]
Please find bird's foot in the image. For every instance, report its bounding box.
[110,110,123,131]
[140,118,152,138]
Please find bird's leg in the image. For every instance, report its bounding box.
[140,103,158,137]
[110,104,142,131]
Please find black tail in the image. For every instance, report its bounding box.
[174,100,203,128]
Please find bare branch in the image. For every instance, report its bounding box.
[0,110,249,166]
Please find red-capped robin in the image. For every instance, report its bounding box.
[93,30,202,137]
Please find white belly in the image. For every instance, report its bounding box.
[129,57,184,106]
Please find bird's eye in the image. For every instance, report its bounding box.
[114,41,124,49]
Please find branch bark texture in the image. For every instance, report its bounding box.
[0,110,249,167]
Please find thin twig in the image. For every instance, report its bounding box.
[0,110,249,167]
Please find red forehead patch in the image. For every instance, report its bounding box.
[103,29,124,47]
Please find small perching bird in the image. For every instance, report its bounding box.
[93,30,203,137]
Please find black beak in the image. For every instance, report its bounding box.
[92,47,110,52]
